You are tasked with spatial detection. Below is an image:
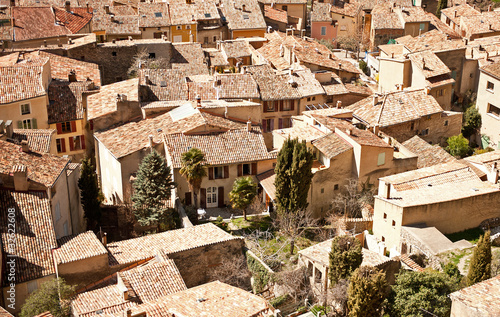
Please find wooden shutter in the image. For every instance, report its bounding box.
[279,100,284,111]
[185,192,192,206]
[251,162,258,175]
[237,164,243,177]
[290,100,295,111]
[56,123,62,134]
[81,135,86,150]
[60,138,66,152]
[224,166,229,179]
[69,137,74,151]
[263,101,268,113]
[208,167,214,180]
[71,121,77,132]
[269,119,274,131]
[278,118,283,129]
[200,188,207,208]
[218,186,224,208]
[32,118,37,129]
[262,119,267,133]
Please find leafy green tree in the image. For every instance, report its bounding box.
[274,138,314,215]
[78,157,102,231]
[180,148,207,208]
[229,176,257,220]
[462,106,482,138]
[443,262,462,282]
[20,278,74,317]
[132,150,176,228]
[388,270,459,317]
[446,134,471,158]
[467,231,492,286]
[347,266,387,317]
[436,0,447,18]
[329,235,363,285]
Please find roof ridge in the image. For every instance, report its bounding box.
[376,93,389,124]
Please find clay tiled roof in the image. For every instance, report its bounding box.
[345,83,373,95]
[48,80,93,124]
[107,223,242,267]
[311,3,332,22]
[140,69,188,102]
[313,133,353,159]
[167,1,196,25]
[347,89,444,127]
[0,57,48,104]
[171,42,209,75]
[72,283,136,317]
[441,4,479,25]
[396,6,430,23]
[87,78,139,120]
[426,12,460,39]
[408,50,451,78]
[246,64,301,101]
[221,40,253,59]
[402,136,456,168]
[372,4,403,30]
[259,0,307,3]
[220,0,266,31]
[12,7,71,41]
[215,73,260,99]
[0,140,69,187]
[274,124,325,142]
[330,0,361,18]
[449,274,500,315]
[165,127,273,168]
[0,190,57,286]
[396,29,466,53]
[461,11,500,37]
[256,33,289,70]
[287,68,326,98]
[264,5,288,24]
[37,51,101,86]
[203,48,229,67]
[92,13,140,35]
[257,169,276,200]
[33,312,54,317]
[0,306,13,316]
[54,231,108,265]
[10,129,56,153]
[112,281,270,317]
[138,2,170,28]
[53,7,93,33]
[481,60,500,80]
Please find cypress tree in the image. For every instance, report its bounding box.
[78,157,102,231]
[467,231,492,286]
[274,138,314,214]
[347,266,387,317]
[329,235,363,285]
[436,0,447,18]
[132,150,176,228]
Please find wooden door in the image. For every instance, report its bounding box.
[218,186,224,208]
[185,192,192,206]
[200,188,207,209]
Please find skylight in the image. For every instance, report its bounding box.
[204,13,211,18]
[243,14,249,20]
[169,103,200,122]
[155,12,163,17]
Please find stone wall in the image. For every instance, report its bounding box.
[56,254,111,290]
[371,28,404,50]
[400,227,441,269]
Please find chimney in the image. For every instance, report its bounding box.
[126,309,132,317]
[65,0,70,11]
[373,93,379,106]
[86,2,90,13]
[195,95,201,108]
[301,29,305,38]
[110,14,115,22]
[488,4,492,12]
[247,119,251,131]
[68,70,77,82]
[12,165,29,191]
[43,40,47,47]
[5,120,13,138]
[57,39,62,47]
[233,0,236,9]
[148,135,154,148]
[191,14,195,22]
[121,94,127,101]
[488,162,499,184]
[112,38,116,43]
[346,129,352,135]
[242,4,246,11]
[104,5,110,14]
[422,57,426,69]
[463,38,468,45]
[101,232,107,246]
[425,86,431,94]
[21,140,30,153]
[338,62,342,70]
[373,124,379,135]
[489,24,493,31]
[454,10,457,17]
[145,74,150,84]
[391,52,394,58]
[385,182,391,199]
[336,100,342,108]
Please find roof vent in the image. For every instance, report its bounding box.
[160,80,167,87]
[197,298,207,303]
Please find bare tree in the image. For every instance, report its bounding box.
[127,48,170,78]
[244,229,289,270]
[273,267,312,303]
[274,208,319,255]
[331,179,375,219]
[207,256,252,291]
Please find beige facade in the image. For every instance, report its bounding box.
[476,68,500,149]
[141,26,170,40]
[378,58,411,92]
[55,253,110,289]
[0,96,50,130]
[332,12,357,37]
[2,275,55,314]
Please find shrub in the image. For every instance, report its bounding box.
[359,60,369,75]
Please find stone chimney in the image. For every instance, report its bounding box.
[86,2,90,13]
[488,4,492,12]
[65,0,70,11]
[101,232,107,247]
[12,165,29,191]
[247,119,252,132]
[110,14,115,22]
[373,124,379,135]
[242,4,246,11]
[425,86,431,94]
[195,95,201,108]
[336,100,342,108]
[488,162,499,184]
[68,70,77,82]
[21,140,30,153]
[5,120,13,138]
[104,5,110,14]
[373,93,379,106]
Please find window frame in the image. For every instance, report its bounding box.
[22,119,32,129]
[61,121,72,133]
[242,163,251,176]
[487,103,500,119]
[20,103,30,115]
[487,81,495,92]
[321,26,327,36]
[214,166,224,179]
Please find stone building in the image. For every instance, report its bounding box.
[476,60,500,149]
[310,3,335,41]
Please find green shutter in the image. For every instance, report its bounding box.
[17,120,22,129]
[32,118,37,129]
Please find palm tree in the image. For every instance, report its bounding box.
[180,148,207,208]
[229,176,257,220]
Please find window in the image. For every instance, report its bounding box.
[243,14,249,19]
[377,152,386,166]
[242,163,251,175]
[61,121,72,133]
[265,101,275,112]
[420,128,429,136]
[214,166,224,179]
[176,25,182,30]
[321,26,326,36]
[207,186,217,206]
[444,120,449,126]
[381,236,385,242]
[488,103,500,118]
[262,118,274,132]
[112,51,117,56]
[334,184,339,191]
[312,96,316,101]
[204,36,209,44]
[186,25,191,30]
[321,188,324,194]
[282,5,287,11]
[154,12,162,17]
[205,13,211,18]
[22,119,32,129]
[419,23,425,31]
[213,36,217,42]
[307,97,311,101]
[487,81,495,91]
[55,202,61,222]
[392,220,396,226]
[149,52,156,59]
[20,103,30,115]
[383,213,387,219]
[72,135,82,151]
[27,281,37,294]
[410,121,415,130]
[283,100,292,111]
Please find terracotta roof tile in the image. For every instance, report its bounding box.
[221,40,253,59]
[54,7,93,33]
[0,57,48,104]
[37,51,101,86]
[138,2,170,28]
[246,64,301,101]
[449,274,500,315]
[481,59,500,80]
[259,0,307,3]
[54,231,108,265]
[312,133,353,159]
[0,190,57,286]
[441,4,480,25]
[0,140,69,187]
[12,7,71,41]
[92,13,140,35]
[372,4,403,30]
[0,306,13,316]
[72,283,136,317]
[164,127,273,168]
[396,6,430,23]
[10,129,56,153]
[396,29,466,53]
[264,5,288,24]
[273,124,325,142]
[171,42,209,75]
[114,281,270,317]
[257,169,276,200]
[256,33,290,70]
[48,80,94,124]
[203,48,229,67]
[347,88,444,127]
[140,69,188,102]
[426,12,461,39]
[330,0,361,17]
[107,223,242,267]
[311,3,332,22]
[215,73,260,99]
[219,0,266,31]
[402,136,456,168]
[87,78,139,120]
[408,50,451,78]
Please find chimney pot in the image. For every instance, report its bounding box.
[488,4,492,12]
[12,164,29,191]
[65,0,70,11]
[102,232,107,246]
[68,70,77,82]
[454,10,457,17]
[247,119,251,132]
[336,100,342,108]
[242,4,246,11]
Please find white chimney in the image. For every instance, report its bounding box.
[425,86,431,95]
[148,135,154,148]
[373,124,380,135]
[488,162,499,184]
[247,119,252,131]
[336,100,342,108]
[346,129,352,135]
